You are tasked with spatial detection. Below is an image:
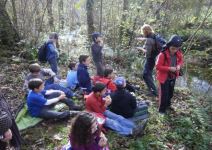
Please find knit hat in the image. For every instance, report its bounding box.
[114,77,126,86]
[92,32,102,42]
[166,35,182,47]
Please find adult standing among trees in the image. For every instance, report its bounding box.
[137,24,158,97]
[0,92,22,150]
[156,35,183,114]
[46,32,60,74]
[91,32,104,77]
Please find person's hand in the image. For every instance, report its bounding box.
[169,67,177,72]
[136,37,146,41]
[104,96,112,107]
[176,65,181,71]
[58,93,66,100]
[2,129,12,142]
[136,47,146,54]
[99,39,104,47]
[98,133,108,147]
[54,76,60,83]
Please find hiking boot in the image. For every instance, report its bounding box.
[132,119,148,136]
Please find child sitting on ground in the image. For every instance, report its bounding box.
[92,68,116,93]
[67,112,109,150]
[110,77,149,121]
[23,63,75,98]
[27,78,80,119]
[77,55,92,94]
[66,62,79,90]
[85,83,145,136]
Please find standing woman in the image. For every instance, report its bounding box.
[156,35,183,114]
[0,92,22,149]
[137,24,158,97]
[47,32,60,74]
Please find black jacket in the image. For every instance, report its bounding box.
[0,93,22,149]
[110,89,137,118]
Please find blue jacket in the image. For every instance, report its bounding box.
[46,40,59,61]
[77,64,92,93]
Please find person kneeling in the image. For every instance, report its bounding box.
[27,78,80,120]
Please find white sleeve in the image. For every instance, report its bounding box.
[44,98,60,105]
[42,68,56,77]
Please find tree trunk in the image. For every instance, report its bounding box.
[11,0,18,29]
[119,0,129,44]
[0,0,20,49]
[47,0,54,31]
[86,0,95,44]
[58,0,64,30]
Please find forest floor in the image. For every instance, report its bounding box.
[0,57,211,150]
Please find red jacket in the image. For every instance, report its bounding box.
[156,49,183,83]
[85,92,106,114]
[92,76,117,92]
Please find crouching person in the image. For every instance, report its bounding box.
[68,112,109,150]
[85,83,143,136]
[27,78,80,120]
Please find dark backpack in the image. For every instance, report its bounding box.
[151,34,166,58]
[38,42,48,62]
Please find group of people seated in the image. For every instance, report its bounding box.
[22,33,149,150]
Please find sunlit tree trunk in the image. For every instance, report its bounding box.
[47,0,54,31]
[86,0,95,43]
[119,0,129,44]
[58,0,64,30]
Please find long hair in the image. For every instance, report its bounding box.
[141,24,154,37]
[70,112,96,148]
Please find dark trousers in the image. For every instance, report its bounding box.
[45,84,74,98]
[48,58,58,74]
[94,61,104,76]
[159,79,176,113]
[142,58,158,95]
[39,93,75,119]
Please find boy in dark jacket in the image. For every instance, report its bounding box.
[110,77,148,120]
[91,32,104,76]
[46,32,60,74]
[77,55,92,94]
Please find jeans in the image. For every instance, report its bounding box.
[103,110,135,135]
[159,79,176,113]
[48,58,58,74]
[45,84,74,98]
[142,58,158,95]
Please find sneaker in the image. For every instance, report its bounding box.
[132,119,148,136]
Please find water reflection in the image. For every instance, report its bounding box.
[176,76,212,97]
